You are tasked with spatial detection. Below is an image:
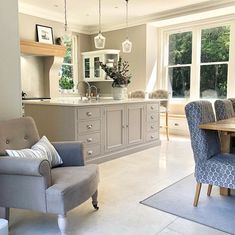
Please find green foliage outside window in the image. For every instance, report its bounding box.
[168,26,230,98]
[59,37,74,90]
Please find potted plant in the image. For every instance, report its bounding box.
[100,57,131,99]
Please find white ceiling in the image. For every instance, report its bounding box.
[18,0,235,33]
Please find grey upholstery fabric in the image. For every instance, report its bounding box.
[185,101,235,189]
[0,117,99,226]
[129,90,145,98]
[214,99,234,121]
[0,117,40,156]
[46,165,99,214]
[52,142,85,167]
[149,90,169,111]
[228,98,235,113]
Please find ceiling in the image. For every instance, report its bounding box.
[18,0,235,33]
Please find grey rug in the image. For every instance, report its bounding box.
[141,174,235,235]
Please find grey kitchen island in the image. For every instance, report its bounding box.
[24,97,161,163]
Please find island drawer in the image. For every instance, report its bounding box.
[147,122,159,132]
[146,132,159,142]
[78,120,101,134]
[147,113,159,122]
[78,132,100,145]
[84,145,101,159]
[77,107,101,120]
[147,103,159,112]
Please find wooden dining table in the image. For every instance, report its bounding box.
[199,117,235,196]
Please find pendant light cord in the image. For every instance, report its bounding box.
[99,0,101,34]
[125,0,129,39]
[64,0,68,32]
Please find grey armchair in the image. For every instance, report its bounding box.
[0,117,99,235]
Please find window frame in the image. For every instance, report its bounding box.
[158,18,235,102]
[59,34,78,94]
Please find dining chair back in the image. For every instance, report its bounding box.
[185,101,235,206]
[228,98,235,113]
[214,99,235,121]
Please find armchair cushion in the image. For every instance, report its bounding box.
[6,136,63,168]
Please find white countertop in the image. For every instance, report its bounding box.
[23,97,162,107]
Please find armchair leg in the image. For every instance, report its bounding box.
[207,184,213,196]
[0,207,9,220]
[193,183,202,207]
[58,214,68,235]
[92,190,99,210]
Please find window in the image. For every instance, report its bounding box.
[168,31,192,98]
[200,26,230,99]
[59,35,78,92]
[163,21,232,100]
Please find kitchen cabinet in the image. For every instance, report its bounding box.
[81,50,120,81]
[24,99,160,163]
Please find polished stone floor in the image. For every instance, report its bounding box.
[9,136,228,235]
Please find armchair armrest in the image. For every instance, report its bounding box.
[0,156,51,187]
[52,141,85,166]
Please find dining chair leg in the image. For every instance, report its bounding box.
[207,184,212,196]
[166,111,169,141]
[193,183,202,207]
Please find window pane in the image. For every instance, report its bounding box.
[201,26,230,63]
[200,64,227,99]
[169,66,190,98]
[59,65,74,89]
[168,31,192,65]
[63,37,72,64]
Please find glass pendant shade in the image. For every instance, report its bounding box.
[94,33,106,49]
[62,0,72,43]
[122,0,132,53]
[122,39,132,53]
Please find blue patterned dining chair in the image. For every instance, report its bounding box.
[214,99,235,121]
[228,98,235,113]
[185,101,235,206]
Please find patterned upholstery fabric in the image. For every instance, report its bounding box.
[214,99,235,121]
[129,90,145,98]
[185,101,235,189]
[228,98,235,113]
[149,90,169,111]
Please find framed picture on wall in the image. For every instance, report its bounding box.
[36,24,54,44]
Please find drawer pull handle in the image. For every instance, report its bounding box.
[87,138,92,142]
[87,112,92,116]
[174,123,179,126]
[151,135,155,139]
[151,106,154,110]
[151,125,154,129]
[87,124,93,129]
[87,150,93,156]
[151,116,154,119]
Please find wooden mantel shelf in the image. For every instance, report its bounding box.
[20,40,66,57]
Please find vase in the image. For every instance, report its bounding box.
[113,87,128,100]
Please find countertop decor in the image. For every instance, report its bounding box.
[100,57,131,100]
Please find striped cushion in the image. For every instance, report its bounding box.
[6,136,63,168]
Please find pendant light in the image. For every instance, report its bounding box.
[62,0,71,42]
[122,0,132,53]
[94,0,106,49]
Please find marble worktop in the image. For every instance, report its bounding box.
[23,97,161,107]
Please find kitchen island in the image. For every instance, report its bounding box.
[24,97,160,163]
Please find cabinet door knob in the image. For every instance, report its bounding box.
[151,135,155,139]
[151,115,154,119]
[151,125,154,129]
[87,150,93,155]
[87,112,92,116]
[151,106,154,110]
[87,138,92,142]
[87,124,93,129]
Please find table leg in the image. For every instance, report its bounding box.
[220,132,231,196]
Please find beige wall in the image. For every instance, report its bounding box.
[0,0,21,120]
[90,25,147,95]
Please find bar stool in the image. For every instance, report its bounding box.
[149,90,169,140]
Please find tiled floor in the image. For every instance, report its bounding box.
[9,135,228,235]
